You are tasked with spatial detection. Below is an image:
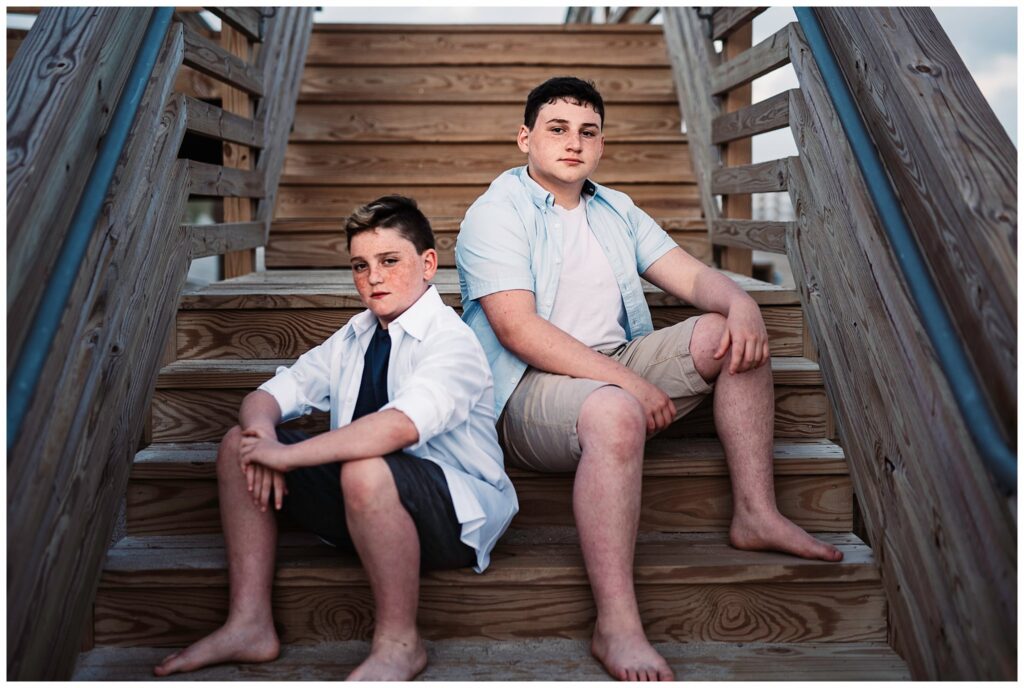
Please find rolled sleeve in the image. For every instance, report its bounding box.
[256,341,333,422]
[631,206,679,274]
[380,330,489,450]
[457,202,535,300]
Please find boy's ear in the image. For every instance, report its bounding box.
[422,248,438,281]
[516,124,530,154]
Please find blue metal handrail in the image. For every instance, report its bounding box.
[7,8,175,451]
[794,7,1016,493]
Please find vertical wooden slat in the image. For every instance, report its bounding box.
[221,24,255,278]
[718,22,754,275]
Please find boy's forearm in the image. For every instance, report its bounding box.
[691,267,758,316]
[239,390,282,431]
[283,409,419,468]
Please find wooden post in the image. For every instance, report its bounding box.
[221,24,256,278]
[717,22,753,275]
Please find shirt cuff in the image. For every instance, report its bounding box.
[637,236,680,274]
[257,367,300,422]
[381,387,453,451]
[464,276,535,301]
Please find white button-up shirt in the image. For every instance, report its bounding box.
[258,285,518,572]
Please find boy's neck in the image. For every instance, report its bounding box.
[526,165,583,210]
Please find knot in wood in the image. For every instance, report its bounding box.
[41,57,74,77]
[911,61,939,76]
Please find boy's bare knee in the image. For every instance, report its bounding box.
[691,313,728,381]
[578,387,645,458]
[340,458,396,513]
[217,426,244,473]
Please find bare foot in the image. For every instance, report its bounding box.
[730,508,844,561]
[591,622,674,681]
[152,621,280,677]
[346,633,428,681]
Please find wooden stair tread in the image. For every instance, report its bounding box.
[100,532,877,587]
[133,437,847,479]
[73,639,910,681]
[156,356,823,388]
[179,268,800,308]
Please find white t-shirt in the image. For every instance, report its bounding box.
[547,201,628,351]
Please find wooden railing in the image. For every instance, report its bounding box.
[6,7,313,679]
[661,7,1015,680]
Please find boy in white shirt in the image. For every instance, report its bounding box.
[154,195,518,681]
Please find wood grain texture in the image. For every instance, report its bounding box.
[72,640,911,681]
[184,95,264,147]
[718,23,755,276]
[816,7,1017,441]
[712,219,790,253]
[304,30,670,67]
[712,158,792,195]
[298,65,678,103]
[265,227,711,268]
[7,20,189,677]
[712,89,792,144]
[786,22,1015,679]
[182,22,263,96]
[7,8,149,367]
[712,7,768,40]
[711,23,792,95]
[282,142,693,185]
[174,64,219,99]
[187,222,265,259]
[290,103,683,143]
[187,160,266,197]
[276,183,701,219]
[208,7,263,42]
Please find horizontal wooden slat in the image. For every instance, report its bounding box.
[290,103,683,143]
[711,23,792,95]
[182,23,263,96]
[305,30,670,67]
[276,184,701,219]
[712,90,792,145]
[186,222,265,259]
[187,160,265,197]
[712,219,790,253]
[630,7,660,24]
[207,7,262,42]
[711,158,793,195]
[712,7,768,39]
[299,65,678,103]
[282,142,692,185]
[184,95,264,147]
[312,23,667,33]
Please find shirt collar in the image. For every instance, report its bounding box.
[344,284,443,343]
[516,165,597,210]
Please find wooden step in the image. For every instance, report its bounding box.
[126,438,851,537]
[151,357,829,443]
[173,268,804,359]
[73,638,910,680]
[92,532,886,647]
[265,217,711,268]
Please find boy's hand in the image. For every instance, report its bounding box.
[716,300,770,375]
[240,429,291,473]
[245,463,288,512]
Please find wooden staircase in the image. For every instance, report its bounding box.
[73,22,909,679]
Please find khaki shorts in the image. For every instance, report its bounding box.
[498,316,713,472]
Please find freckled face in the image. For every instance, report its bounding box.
[517,99,605,195]
[350,227,438,328]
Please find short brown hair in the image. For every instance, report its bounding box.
[344,195,435,253]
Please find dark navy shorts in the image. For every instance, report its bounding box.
[275,428,476,572]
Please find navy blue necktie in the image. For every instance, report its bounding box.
[351,323,392,421]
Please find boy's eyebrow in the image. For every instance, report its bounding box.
[349,250,401,262]
[545,117,600,129]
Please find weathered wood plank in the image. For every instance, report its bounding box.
[629,7,660,24]
[712,7,768,39]
[173,64,219,99]
[718,22,756,275]
[816,8,1016,440]
[298,65,678,103]
[207,7,263,42]
[187,160,265,197]
[712,219,789,253]
[310,23,666,33]
[186,222,264,259]
[711,23,792,95]
[786,22,1016,679]
[276,183,701,219]
[265,226,711,268]
[7,21,188,678]
[282,142,693,185]
[290,103,683,143]
[711,158,792,195]
[184,95,264,147]
[220,23,257,279]
[712,89,791,144]
[661,8,722,239]
[7,8,149,368]
[305,30,670,67]
[182,22,263,96]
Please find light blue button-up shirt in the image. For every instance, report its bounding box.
[258,286,518,572]
[456,166,679,417]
